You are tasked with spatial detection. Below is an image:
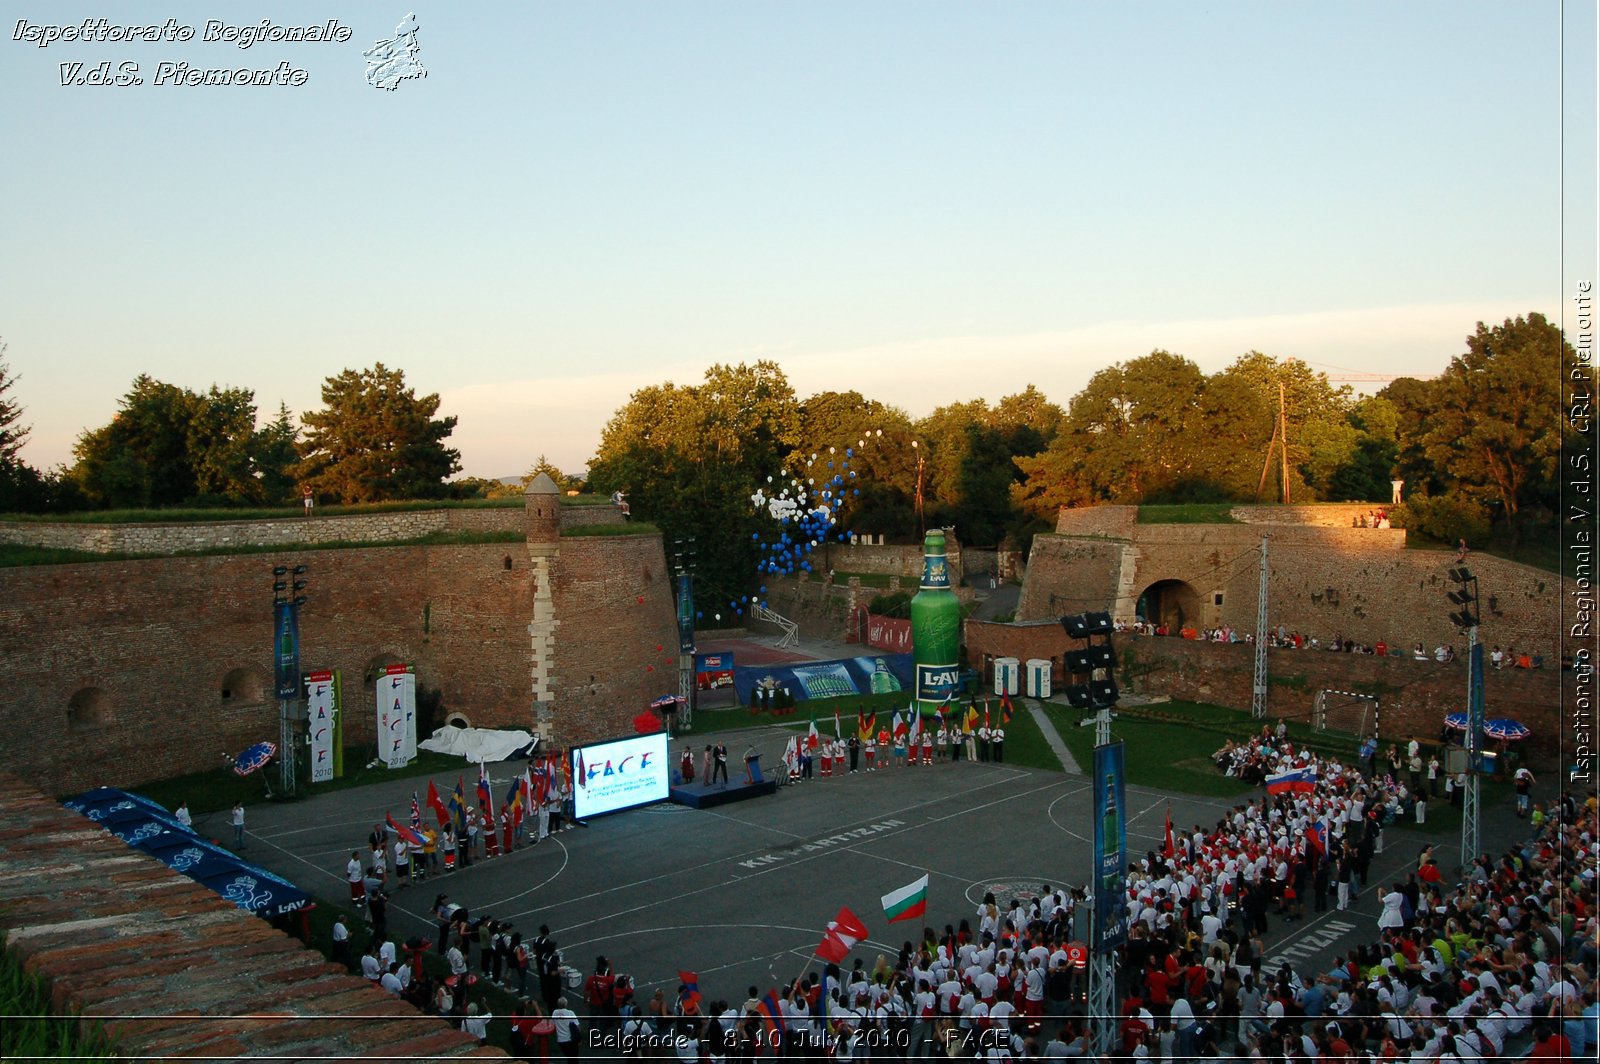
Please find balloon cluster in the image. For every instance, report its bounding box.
[744,433,883,605]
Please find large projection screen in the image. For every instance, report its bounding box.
[571,733,670,819]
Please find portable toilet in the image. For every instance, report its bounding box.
[994,657,1020,696]
[1025,658,1052,699]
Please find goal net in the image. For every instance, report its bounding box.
[1312,689,1379,741]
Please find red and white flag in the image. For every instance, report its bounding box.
[815,906,869,963]
[807,719,820,751]
[1162,805,1175,860]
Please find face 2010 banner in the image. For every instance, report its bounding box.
[306,669,340,783]
[376,665,416,769]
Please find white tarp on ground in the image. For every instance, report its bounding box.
[418,725,539,763]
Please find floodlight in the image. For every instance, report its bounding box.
[1064,684,1091,709]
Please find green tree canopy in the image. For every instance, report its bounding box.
[293,363,460,503]
[0,348,50,512]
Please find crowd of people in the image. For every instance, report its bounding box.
[404,726,1593,1062]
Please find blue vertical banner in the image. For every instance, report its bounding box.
[273,600,300,700]
[676,573,695,653]
[1468,640,1485,772]
[1092,741,1128,953]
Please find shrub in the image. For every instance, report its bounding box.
[1391,493,1491,545]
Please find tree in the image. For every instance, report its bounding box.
[294,363,460,503]
[0,348,49,512]
[72,375,206,507]
[250,403,302,506]
[1418,314,1570,545]
[589,361,801,610]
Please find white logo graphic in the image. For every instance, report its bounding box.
[363,13,426,91]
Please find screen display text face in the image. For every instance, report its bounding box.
[571,734,670,819]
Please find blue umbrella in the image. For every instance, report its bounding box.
[233,741,277,777]
[1483,718,1529,741]
[1443,713,1470,732]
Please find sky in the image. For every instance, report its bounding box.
[1,1,1594,480]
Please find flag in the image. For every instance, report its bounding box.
[1306,819,1328,857]
[908,709,921,744]
[818,969,834,1025]
[783,736,801,776]
[892,710,907,744]
[984,702,991,729]
[858,710,876,742]
[1162,806,1175,860]
[815,906,869,963]
[533,759,551,805]
[881,873,930,924]
[410,791,422,829]
[756,988,785,1040]
[450,776,468,832]
[1000,691,1014,725]
[386,812,423,847]
[678,970,701,1010]
[1265,768,1318,795]
[504,775,525,828]
[426,780,450,826]
[558,752,572,793]
[576,748,587,789]
[807,719,820,751]
[834,709,842,741]
[477,763,493,815]
[963,705,979,734]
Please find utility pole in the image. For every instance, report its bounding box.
[1252,535,1270,718]
[1256,381,1292,504]
[1447,566,1482,869]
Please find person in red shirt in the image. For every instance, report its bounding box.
[1527,1022,1571,1057]
[1144,964,1171,1017]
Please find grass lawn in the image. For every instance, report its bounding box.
[127,748,469,816]
[1137,503,1241,524]
[1041,700,1255,798]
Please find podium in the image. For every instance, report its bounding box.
[745,755,764,784]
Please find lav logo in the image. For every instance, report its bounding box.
[916,664,959,699]
[585,751,654,784]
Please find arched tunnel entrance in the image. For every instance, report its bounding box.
[1136,579,1201,631]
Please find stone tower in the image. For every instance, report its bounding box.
[524,473,560,740]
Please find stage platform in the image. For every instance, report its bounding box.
[669,778,778,809]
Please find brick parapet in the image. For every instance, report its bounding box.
[0,774,504,1060]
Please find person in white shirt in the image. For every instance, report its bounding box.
[359,945,382,982]
[380,965,403,995]
[462,1002,492,1043]
[552,998,580,1057]
[174,801,193,830]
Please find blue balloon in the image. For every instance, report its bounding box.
[827,461,834,469]
[846,449,853,457]
[759,585,767,593]
[852,489,859,496]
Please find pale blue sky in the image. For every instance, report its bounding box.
[2,1,1593,479]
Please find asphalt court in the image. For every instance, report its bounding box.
[241,719,1241,1003]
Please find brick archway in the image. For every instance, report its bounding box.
[1137,578,1200,630]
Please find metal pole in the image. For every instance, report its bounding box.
[1252,535,1270,718]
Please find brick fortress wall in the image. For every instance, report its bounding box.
[965,620,1564,765]
[0,491,675,795]
[1020,505,1567,662]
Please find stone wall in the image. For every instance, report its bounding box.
[0,502,624,555]
[822,536,964,584]
[0,522,675,796]
[963,621,1564,766]
[1021,516,1565,661]
[0,775,504,1061]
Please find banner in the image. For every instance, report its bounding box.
[273,600,300,700]
[732,654,915,706]
[376,665,416,769]
[865,615,913,653]
[1467,640,1485,772]
[676,573,696,653]
[1092,741,1128,954]
[695,652,734,690]
[306,669,339,784]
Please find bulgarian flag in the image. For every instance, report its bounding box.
[881,873,930,924]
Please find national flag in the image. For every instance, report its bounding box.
[908,709,922,744]
[815,906,869,963]
[504,775,525,828]
[410,791,422,829]
[881,873,930,924]
[532,759,551,805]
[1162,806,1175,860]
[984,702,992,729]
[451,776,468,832]
[1000,691,1014,725]
[892,710,907,744]
[834,709,842,741]
[1306,819,1328,857]
[857,710,876,743]
[783,736,801,776]
[1265,768,1318,795]
[386,812,423,847]
[818,969,834,1025]
[807,718,820,751]
[426,779,450,826]
[755,989,785,1039]
[678,970,701,1010]
[576,748,587,789]
[477,762,493,815]
[558,752,572,793]
[963,705,979,734]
